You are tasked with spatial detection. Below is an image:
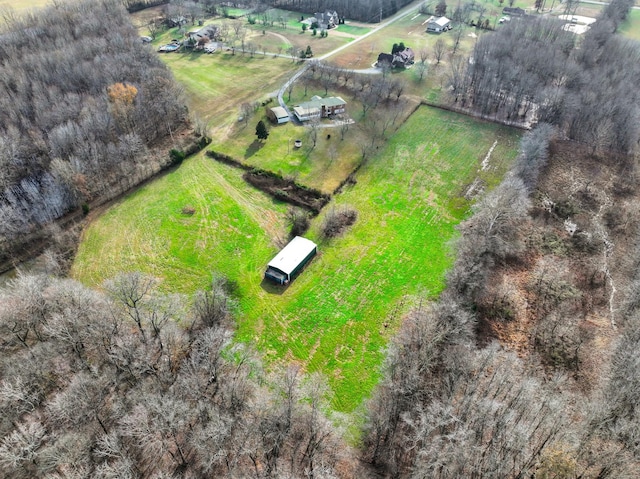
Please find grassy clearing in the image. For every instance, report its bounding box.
[157,52,297,135]
[72,153,289,294]
[72,106,521,412]
[619,9,640,40]
[335,23,372,35]
[210,116,364,194]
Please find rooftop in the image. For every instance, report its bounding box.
[267,236,317,276]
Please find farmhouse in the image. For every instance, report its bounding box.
[264,236,317,285]
[314,10,339,29]
[378,47,414,68]
[393,47,414,67]
[186,24,220,49]
[267,106,290,124]
[293,95,346,122]
[426,16,451,33]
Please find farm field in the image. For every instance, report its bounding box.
[72,106,521,412]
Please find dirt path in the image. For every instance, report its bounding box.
[265,30,292,49]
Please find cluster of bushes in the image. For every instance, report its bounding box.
[321,206,358,239]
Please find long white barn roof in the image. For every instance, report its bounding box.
[267,236,317,275]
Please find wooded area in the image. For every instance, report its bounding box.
[2,0,640,477]
[260,0,414,22]
[0,0,189,268]
[451,0,640,157]
[0,272,357,478]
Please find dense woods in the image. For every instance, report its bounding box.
[0,0,189,267]
[0,272,356,478]
[451,0,640,158]
[258,0,414,22]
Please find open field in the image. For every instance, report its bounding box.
[0,0,49,11]
[157,52,297,135]
[72,153,289,293]
[619,9,640,40]
[72,106,521,411]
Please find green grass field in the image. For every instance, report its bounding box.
[335,23,372,35]
[157,52,297,135]
[619,9,640,40]
[72,106,521,412]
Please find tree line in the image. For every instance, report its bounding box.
[449,0,640,157]
[0,271,357,478]
[0,0,189,267]
[253,0,414,23]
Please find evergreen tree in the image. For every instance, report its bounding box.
[256,120,269,141]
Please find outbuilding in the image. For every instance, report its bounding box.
[267,106,290,124]
[264,236,317,285]
[426,16,451,33]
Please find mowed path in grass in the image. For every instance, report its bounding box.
[72,107,521,412]
[72,155,288,294]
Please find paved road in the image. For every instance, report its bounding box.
[276,0,424,120]
[578,0,640,7]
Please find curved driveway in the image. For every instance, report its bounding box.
[276,1,424,119]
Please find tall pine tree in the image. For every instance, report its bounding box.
[256,120,269,141]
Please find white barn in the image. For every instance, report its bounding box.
[264,236,317,285]
[426,16,451,33]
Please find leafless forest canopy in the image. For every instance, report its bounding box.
[2,0,640,477]
[452,0,640,156]
[0,0,187,266]
[250,0,415,22]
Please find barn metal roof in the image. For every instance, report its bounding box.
[267,236,317,275]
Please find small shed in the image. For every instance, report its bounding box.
[265,236,317,285]
[267,106,290,124]
[426,16,451,33]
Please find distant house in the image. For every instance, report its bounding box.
[502,6,526,16]
[393,47,414,67]
[293,95,346,122]
[377,48,414,68]
[166,15,186,28]
[314,10,339,29]
[267,106,290,124]
[186,24,220,48]
[426,16,451,33]
[264,236,317,285]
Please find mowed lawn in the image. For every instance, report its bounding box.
[72,106,521,412]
